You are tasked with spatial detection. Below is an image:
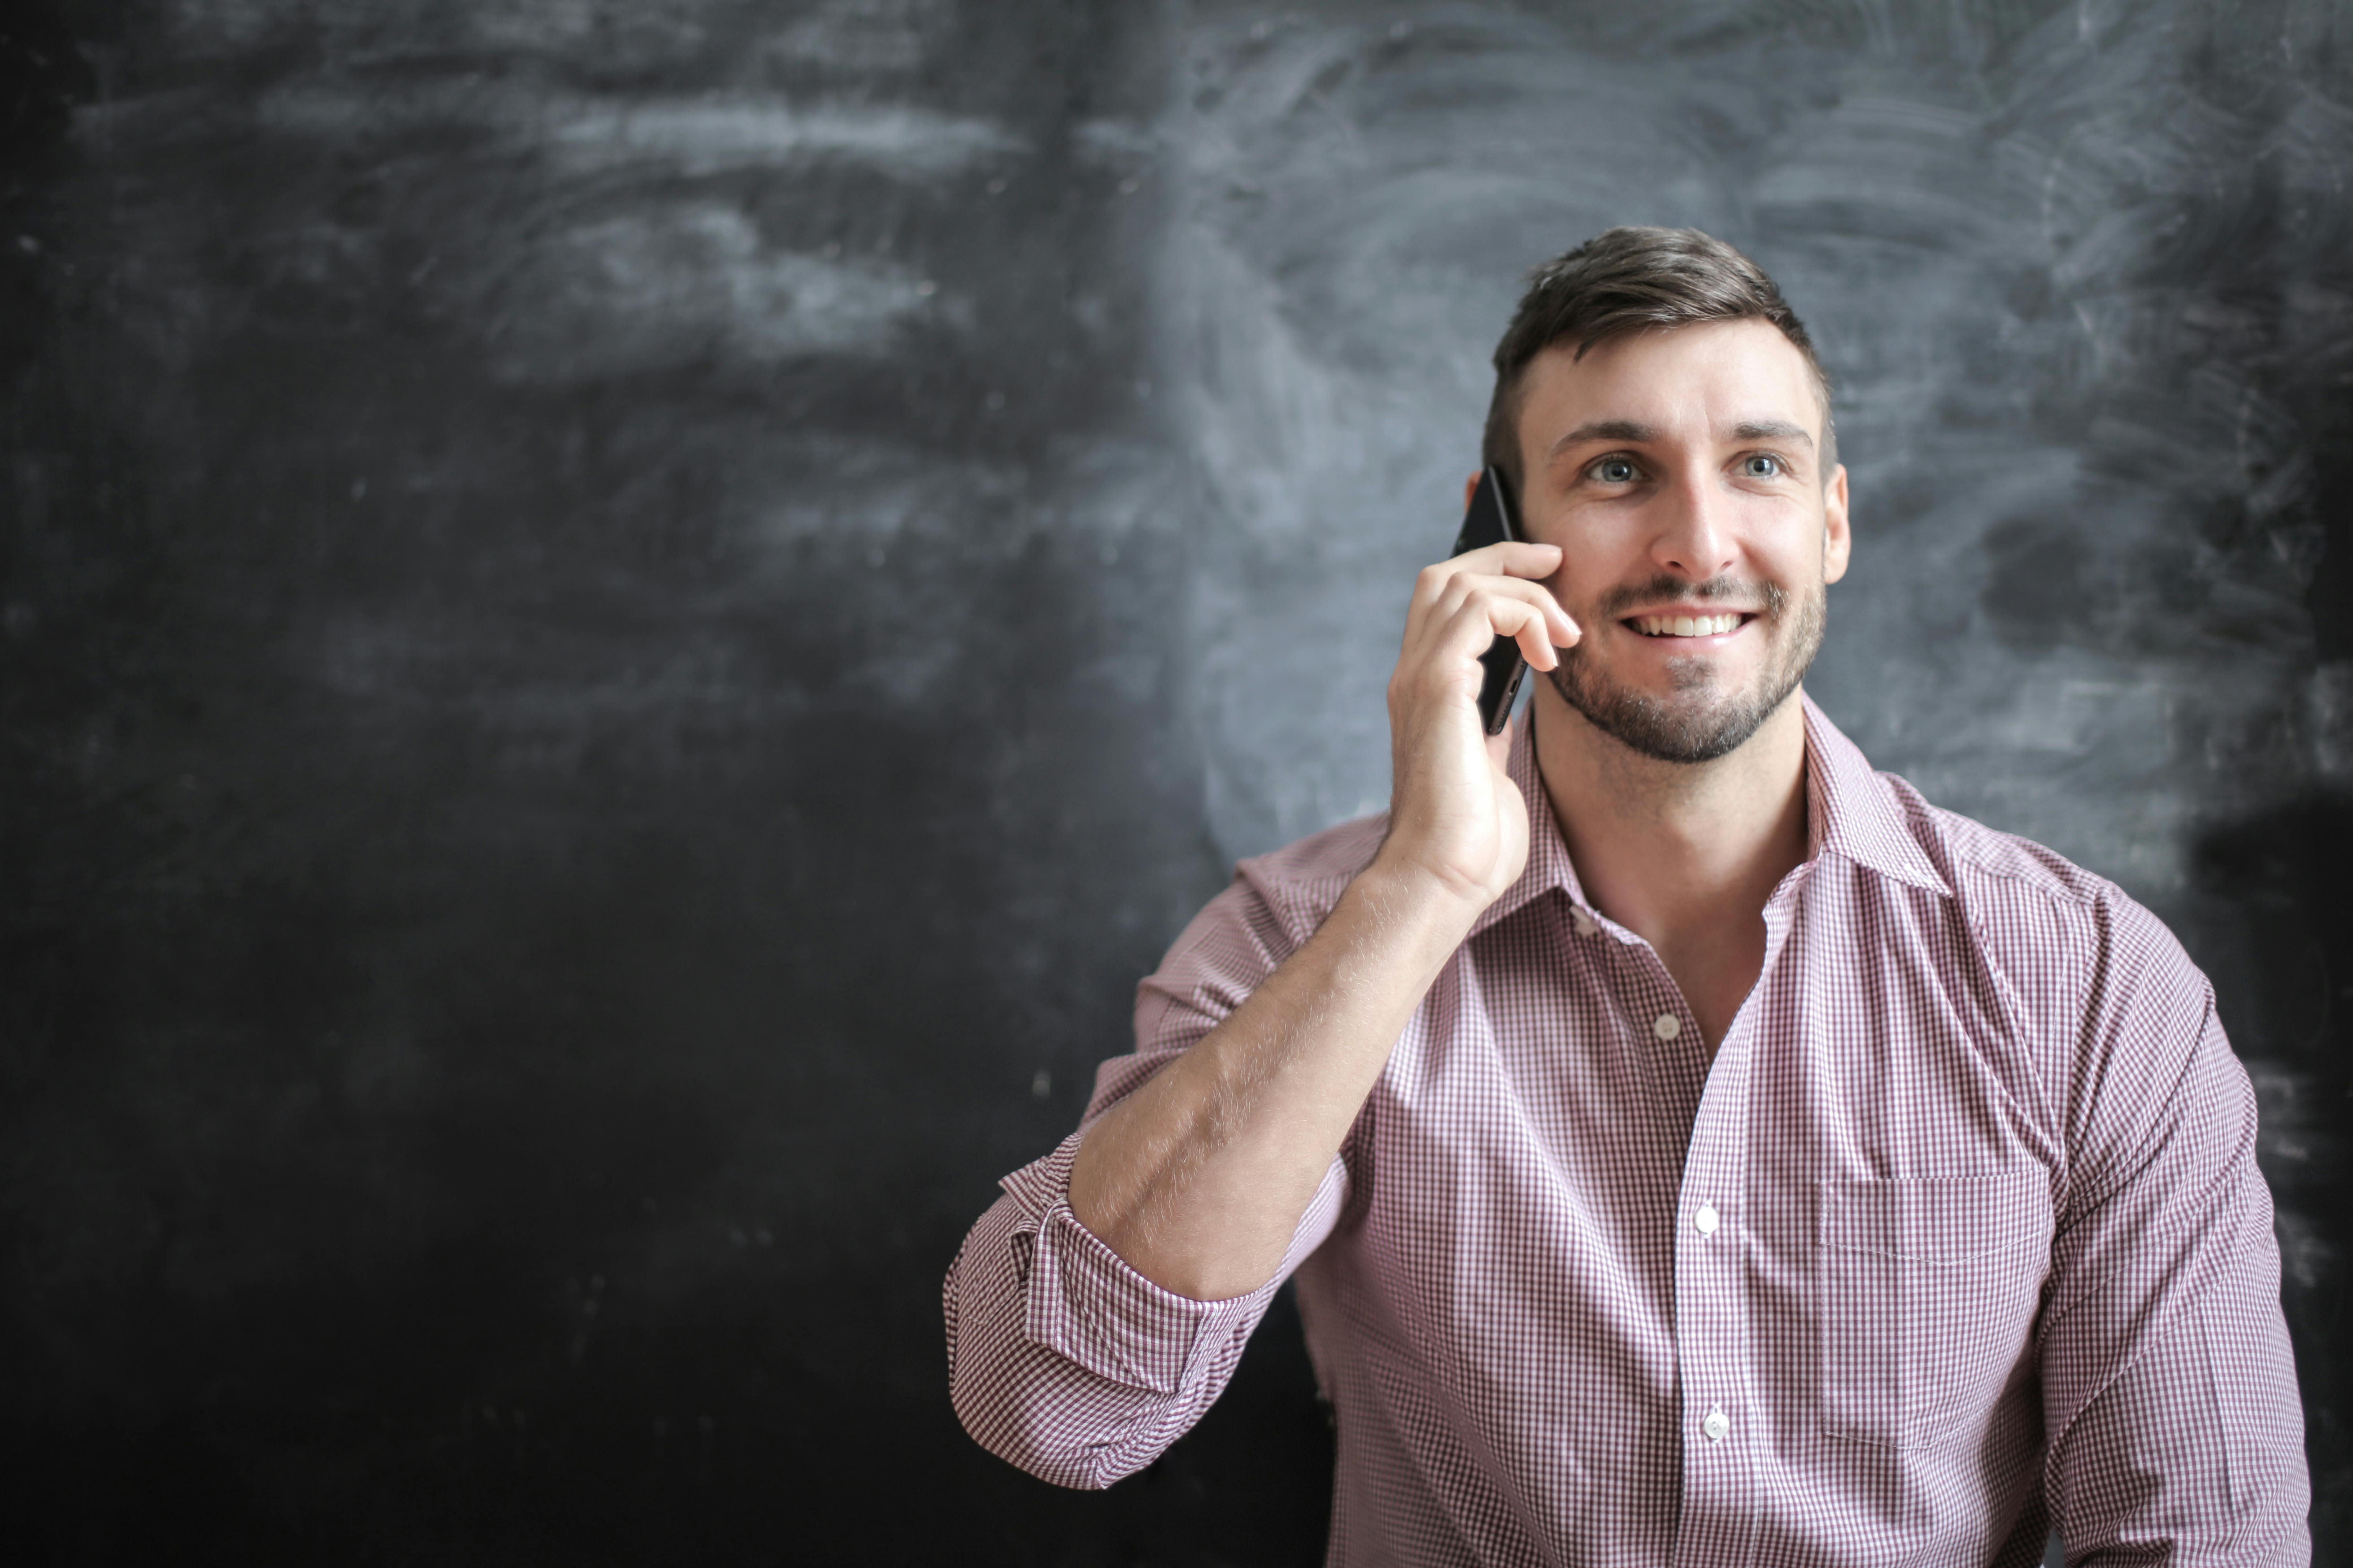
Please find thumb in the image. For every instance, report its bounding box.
[1484,707,1519,774]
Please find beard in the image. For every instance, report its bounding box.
[1545,573,1825,764]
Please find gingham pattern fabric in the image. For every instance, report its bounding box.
[945,700,2309,1566]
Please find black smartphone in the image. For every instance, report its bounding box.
[1447,466,1531,736]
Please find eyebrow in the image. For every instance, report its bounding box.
[1546,420,1657,461]
[1731,419,1815,448]
[1546,416,1815,463]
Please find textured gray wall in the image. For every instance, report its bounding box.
[3,2,2346,1562]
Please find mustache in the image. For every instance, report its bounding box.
[1592,575,1789,621]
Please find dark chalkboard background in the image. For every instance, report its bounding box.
[4,1,2348,1562]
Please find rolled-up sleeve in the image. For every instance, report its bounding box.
[2038,896,2310,1563]
[944,876,1352,1488]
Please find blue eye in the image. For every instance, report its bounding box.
[1594,457,1637,484]
[1744,454,1783,478]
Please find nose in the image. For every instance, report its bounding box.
[1648,463,1739,582]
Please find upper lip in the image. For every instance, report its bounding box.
[1620,604,1759,621]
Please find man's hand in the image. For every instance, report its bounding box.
[1065,539,1576,1302]
[1377,541,1578,911]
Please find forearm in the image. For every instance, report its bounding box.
[1069,858,1478,1300]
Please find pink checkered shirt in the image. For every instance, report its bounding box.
[945,700,2309,1564]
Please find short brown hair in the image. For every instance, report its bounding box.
[1481,227,1835,504]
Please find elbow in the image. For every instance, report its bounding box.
[943,1246,1126,1492]
[943,1186,1184,1491]
[947,1348,1124,1492]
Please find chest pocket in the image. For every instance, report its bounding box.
[1815,1172,2052,1449]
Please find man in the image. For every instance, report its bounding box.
[943,228,2310,1564]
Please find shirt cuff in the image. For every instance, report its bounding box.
[998,1130,1277,1397]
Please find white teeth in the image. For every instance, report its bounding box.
[1634,612,1742,637]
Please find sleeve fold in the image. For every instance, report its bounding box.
[945,1127,1348,1487]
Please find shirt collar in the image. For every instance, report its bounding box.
[1796,694,1952,899]
[1467,693,1950,939]
[1468,715,1587,938]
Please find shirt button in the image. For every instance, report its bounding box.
[1571,909,1596,936]
[1695,1203,1720,1237]
[1701,1409,1730,1443]
[1652,1013,1681,1041]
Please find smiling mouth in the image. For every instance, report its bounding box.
[1627,612,1752,638]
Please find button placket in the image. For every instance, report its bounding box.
[1667,941,1767,1551]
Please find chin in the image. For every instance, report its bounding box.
[1546,653,1810,766]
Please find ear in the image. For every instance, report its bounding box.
[1821,463,1852,585]
[1463,471,1482,513]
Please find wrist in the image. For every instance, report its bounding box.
[1343,852,1491,957]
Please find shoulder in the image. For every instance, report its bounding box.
[1875,769,2199,1006]
[1877,770,2100,907]
[1230,812,1390,948]
[1807,702,2149,952]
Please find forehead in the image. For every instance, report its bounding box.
[1516,318,1823,448]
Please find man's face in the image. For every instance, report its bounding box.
[1513,319,1850,764]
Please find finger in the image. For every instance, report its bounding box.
[1411,542,1563,608]
[1449,540,1564,581]
[1498,598,1567,672]
[1433,573,1579,653]
[1429,592,1560,675]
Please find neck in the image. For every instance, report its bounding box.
[1532,682,1810,956]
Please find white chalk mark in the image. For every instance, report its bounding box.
[259,82,1021,182]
